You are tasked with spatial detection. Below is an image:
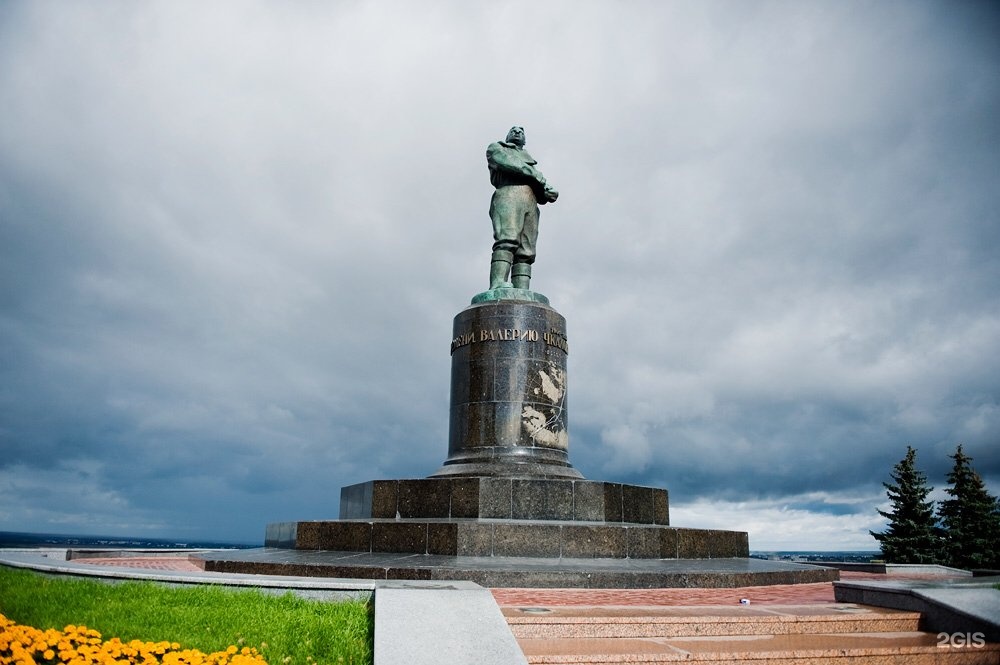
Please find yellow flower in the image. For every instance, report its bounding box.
[0,614,268,665]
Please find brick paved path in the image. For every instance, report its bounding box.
[491,572,954,607]
[77,556,203,572]
[492,579,853,607]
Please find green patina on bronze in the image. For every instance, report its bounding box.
[476,126,558,303]
[470,287,550,305]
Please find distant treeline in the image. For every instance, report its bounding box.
[750,551,880,563]
[0,531,256,550]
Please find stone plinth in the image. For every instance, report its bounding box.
[339,478,668,524]
[435,299,580,479]
[265,520,747,560]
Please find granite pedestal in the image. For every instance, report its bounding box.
[436,298,579,478]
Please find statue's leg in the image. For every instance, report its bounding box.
[490,190,520,290]
[511,205,539,290]
[511,262,531,289]
[489,249,513,289]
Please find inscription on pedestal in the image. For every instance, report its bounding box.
[450,327,568,354]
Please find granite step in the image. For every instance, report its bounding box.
[515,631,1000,663]
[507,605,1000,663]
[504,603,922,639]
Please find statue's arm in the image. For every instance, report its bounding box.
[486,143,558,204]
[487,143,548,185]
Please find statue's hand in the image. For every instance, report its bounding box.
[544,186,559,203]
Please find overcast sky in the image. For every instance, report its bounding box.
[1,1,998,551]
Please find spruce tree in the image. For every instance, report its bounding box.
[870,446,941,563]
[938,444,1000,569]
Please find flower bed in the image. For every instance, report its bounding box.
[0,613,267,665]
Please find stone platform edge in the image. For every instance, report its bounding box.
[197,550,838,588]
[834,577,1000,642]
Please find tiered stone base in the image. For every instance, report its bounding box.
[266,477,739,561]
[221,475,796,588]
[200,475,840,587]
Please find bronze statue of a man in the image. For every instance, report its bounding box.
[486,126,558,290]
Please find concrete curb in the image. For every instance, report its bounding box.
[375,583,527,665]
[886,563,972,577]
[0,549,375,600]
[833,576,1000,642]
[821,561,975,576]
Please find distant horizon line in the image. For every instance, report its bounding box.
[0,529,258,547]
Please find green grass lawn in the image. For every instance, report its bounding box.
[0,565,373,664]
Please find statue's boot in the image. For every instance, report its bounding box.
[511,263,531,290]
[489,250,514,289]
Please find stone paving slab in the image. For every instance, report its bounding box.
[375,586,528,665]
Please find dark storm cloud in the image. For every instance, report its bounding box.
[1,0,997,549]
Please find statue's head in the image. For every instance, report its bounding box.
[505,126,526,147]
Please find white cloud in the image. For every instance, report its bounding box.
[673,491,887,552]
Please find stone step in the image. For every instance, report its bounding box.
[266,518,747,559]
[507,604,1000,664]
[516,631,1000,663]
[504,604,922,639]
